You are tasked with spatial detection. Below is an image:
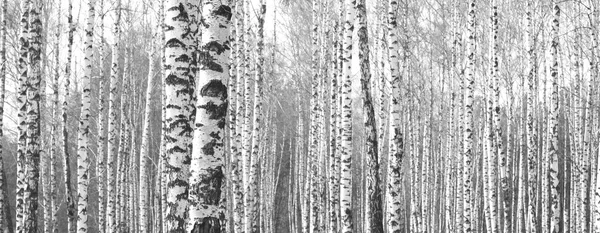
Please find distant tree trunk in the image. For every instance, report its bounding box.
[117,50,131,230]
[463,0,476,232]
[524,1,538,232]
[105,1,121,232]
[485,1,499,231]
[75,0,95,232]
[309,1,321,233]
[138,18,158,233]
[340,0,354,232]
[0,0,5,229]
[187,1,232,232]
[328,1,342,231]
[63,0,76,231]
[355,0,383,232]
[548,2,560,233]
[95,0,106,232]
[232,1,246,232]
[162,0,194,230]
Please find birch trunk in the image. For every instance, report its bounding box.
[548,3,560,233]
[20,0,43,231]
[138,23,158,233]
[187,1,232,231]
[385,1,404,231]
[355,0,383,232]
[95,0,106,231]
[340,0,354,232]
[463,0,476,231]
[75,0,95,231]
[15,1,31,231]
[162,0,194,230]
[105,1,121,231]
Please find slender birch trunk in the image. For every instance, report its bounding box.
[105,1,121,231]
[0,0,5,229]
[524,1,538,232]
[232,1,246,232]
[328,1,342,231]
[138,19,158,233]
[340,0,354,232]
[463,0,476,231]
[548,2,560,233]
[187,1,233,231]
[63,0,76,231]
[75,0,95,232]
[95,0,106,231]
[385,0,403,231]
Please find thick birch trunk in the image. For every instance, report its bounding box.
[162,0,195,230]
[187,1,232,232]
[15,1,30,232]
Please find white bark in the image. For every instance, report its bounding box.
[187,1,232,231]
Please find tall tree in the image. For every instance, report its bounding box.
[76,0,95,231]
[355,0,383,232]
[548,1,561,232]
[162,0,194,230]
[15,1,31,231]
[95,0,107,231]
[105,0,121,231]
[0,0,6,230]
[340,0,355,232]
[524,1,538,232]
[21,0,43,231]
[187,1,232,232]
[63,0,76,231]
[385,0,404,232]
[138,11,158,233]
[463,0,476,232]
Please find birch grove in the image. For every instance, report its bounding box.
[0,0,596,233]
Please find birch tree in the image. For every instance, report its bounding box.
[355,0,383,232]
[187,1,232,231]
[106,0,121,231]
[162,0,194,230]
[75,0,95,231]
[463,0,476,231]
[340,0,355,232]
[548,2,560,232]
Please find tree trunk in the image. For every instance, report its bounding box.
[187,1,232,232]
[105,1,121,231]
[162,0,195,230]
[463,0,476,231]
[548,2,560,233]
[75,0,95,232]
[355,0,383,232]
[95,0,106,231]
[340,0,354,232]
